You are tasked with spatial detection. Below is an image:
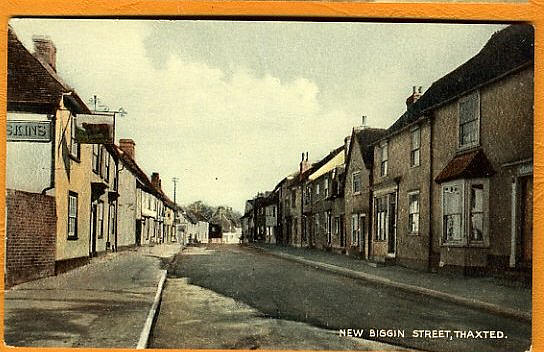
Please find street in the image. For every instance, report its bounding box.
[151,244,531,352]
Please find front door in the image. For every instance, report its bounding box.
[387,194,396,256]
[90,201,97,257]
[135,220,142,246]
[520,176,533,269]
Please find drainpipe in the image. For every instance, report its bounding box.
[427,117,434,272]
[41,111,56,195]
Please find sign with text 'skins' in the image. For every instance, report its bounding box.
[75,113,114,144]
[7,120,51,142]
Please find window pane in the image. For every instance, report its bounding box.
[444,214,462,241]
[411,128,420,149]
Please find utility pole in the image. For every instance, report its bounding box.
[172,177,179,243]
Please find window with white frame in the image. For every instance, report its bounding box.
[99,146,105,178]
[408,191,420,233]
[97,201,104,239]
[352,171,361,193]
[105,153,110,182]
[380,142,388,177]
[351,214,359,245]
[305,185,311,205]
[324,178,329,198]
[442,183,463,243]
[109,203,116,240]
[67,192,78,239]
[411,127,420,167]
[458,91,480,149]
[316,182,320,197]
[375,196,387,241]
[469,184,484,242]
[70,115,80,159]
[334,216,340,236]
[92,144,100,173]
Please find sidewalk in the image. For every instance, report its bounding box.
[249,243,531,322]
[4,243,182,348]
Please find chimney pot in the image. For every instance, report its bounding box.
[32,35,57,72]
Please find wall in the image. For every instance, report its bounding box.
[6,112,52,193]
[345,137,372,257]
[430,67,533,271]
[53,104,93,265]
[5,189,57,287]
[117,166,137,248]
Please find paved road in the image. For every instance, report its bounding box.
[155,244,531,352]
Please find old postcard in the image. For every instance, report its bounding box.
[4,19,533,352]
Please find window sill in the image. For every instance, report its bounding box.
[67,236,79,241]
[457,143,480,153]
[353,191,361,196]
[374,239,387,242]
[410,164,420,169]
[408,232,420,236]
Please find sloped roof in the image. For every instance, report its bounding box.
[309,149,344,181]
[7,26,91,114]
[435,149,495,183]
[387,24,534,137]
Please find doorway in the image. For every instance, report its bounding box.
[90,201,97,257]
[387,194,397,256]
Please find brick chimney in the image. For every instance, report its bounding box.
[119,139,135,160]
[151,172,161,189]
[300,152,311,174]
[344,134,351,159]
[32,35,57,72]
[406,86,423,108]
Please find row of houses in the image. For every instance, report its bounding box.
[242,24,534,278]
[5,27,201,287]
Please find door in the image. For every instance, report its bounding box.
[135,220,142,246]
[520,176,533,268]
[90,201,97,257]
[387,194,396,255]
[360,214,366,254]
[340,216,345,247]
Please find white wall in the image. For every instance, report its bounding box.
[7,112,52,193]
[117,167,137,248]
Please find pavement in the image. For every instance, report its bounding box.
[160,244,531,352]
[249,243,531,322]
[4,243,182,348]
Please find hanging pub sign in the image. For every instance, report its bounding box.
[7,120,51,142]
[74,113,114,144]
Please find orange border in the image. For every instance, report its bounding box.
[0,1,542,352]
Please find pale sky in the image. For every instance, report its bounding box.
[9,19,506,212]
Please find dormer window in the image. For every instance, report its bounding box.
[458,91,480,149]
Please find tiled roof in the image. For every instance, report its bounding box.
[7,26,91,114]
[435,149,495,183]
[387,24,534,137]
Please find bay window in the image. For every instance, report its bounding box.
[441,179,488,245]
